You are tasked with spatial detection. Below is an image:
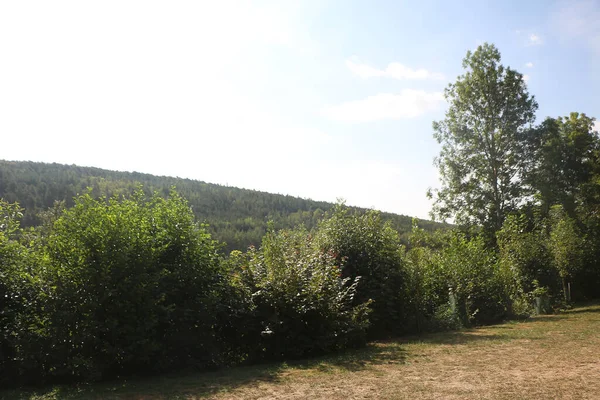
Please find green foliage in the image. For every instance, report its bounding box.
[39,189,223,380]
[0,201,48,386]
[406,225,511,329]
[428,43,599,307]
[429,43,538,238]
[548,206,584,280]
[572,207,600,300]
[548,205,584,302]
[405,223,455,331]
[232,226,370,360]
[497,213,554,296]
[436,231,509,326]
[315,204,406,336]
[0,160,446,253]
[0,184,449,387]
[524,113,599,216]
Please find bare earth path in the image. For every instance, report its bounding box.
[6,304,600,400]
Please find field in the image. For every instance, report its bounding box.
[5,303,600,400]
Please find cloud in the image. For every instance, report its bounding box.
[553,0,600,54]
[523,74,530,82]
[527,33,543,46]
[323,90,445,123]
[346,58,444,81]
[594,120,600,133]
[516,30,544,47]
[525,62,534,68]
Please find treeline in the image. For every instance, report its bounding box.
[0,160,445,252]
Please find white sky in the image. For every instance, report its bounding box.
[1,1,598,220]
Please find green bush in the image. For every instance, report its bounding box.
[548,205,584,303]
[406,226,511,328]
[497,214,555,299]
[315,204,406,337]
[232,226,371,360]
[436,231,509,326]
[40,189,223,380]
[405,223,456,332]
[0,201,48,385]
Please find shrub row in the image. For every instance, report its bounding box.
[1,193,598,387]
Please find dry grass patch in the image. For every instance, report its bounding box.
[5,303,600,400]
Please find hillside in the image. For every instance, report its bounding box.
[0,160,445,252]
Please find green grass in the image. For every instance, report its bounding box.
[4,303,600,399]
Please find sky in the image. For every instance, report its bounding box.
[1,0,599,219]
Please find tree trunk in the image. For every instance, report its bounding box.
[562,276,570,303]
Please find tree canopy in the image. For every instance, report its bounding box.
[429,43,538,237]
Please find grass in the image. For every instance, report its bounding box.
[4,303,600,399]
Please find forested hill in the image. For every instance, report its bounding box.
[0,160,444,251]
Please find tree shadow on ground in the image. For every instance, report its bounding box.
[3,330,520,400]
[5,364,284,400]
[3,344,407,400]
[516,303,600,322]
[290,342,407,373]
[398,330,507,346]
[527,315,565,323]
[9,304,599,400]
[563,305,600,315]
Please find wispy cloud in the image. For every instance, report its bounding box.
[523,74,530,82]
[553,0,600,55]
[323,90,445,123]
[594,120,600,133]
[525,62,534,68]
[346,58,444,81]
[515,30,544,47]
[527,33,543,46]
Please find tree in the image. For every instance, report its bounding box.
[429,43,538,238]
[524,113,599,216]
[548,205,583,303]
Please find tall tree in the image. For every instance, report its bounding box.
[429,43,538,237]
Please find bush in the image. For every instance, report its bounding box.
[40,189,223,380]
[548,205,584,303]
[406,226,511,328]
[315,204,406,337]
[436,231,509,326]
[231,226,371,361]
[405,222,456,332]
[0,201,48,385]
[498,214,554,291]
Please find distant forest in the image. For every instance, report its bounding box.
[0,160,445,252]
